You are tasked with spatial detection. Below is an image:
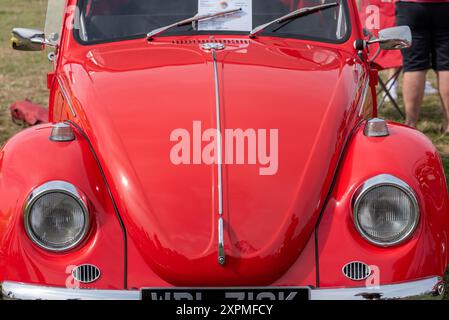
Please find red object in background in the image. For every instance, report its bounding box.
[10,100,48,126]
[358,0,402,69]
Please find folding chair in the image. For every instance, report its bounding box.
[376,67,404,119]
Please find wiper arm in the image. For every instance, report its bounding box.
[249,2,339,39]
[147,8,242,41]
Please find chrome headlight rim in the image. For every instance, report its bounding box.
[24,181,90,253]
[353,174,420,247]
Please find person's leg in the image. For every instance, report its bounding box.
[396,1,431,127]
[403,71,427,128]
[432,3,449,132]
[438,72,449,132]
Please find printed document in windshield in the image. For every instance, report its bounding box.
[198,0,252,31]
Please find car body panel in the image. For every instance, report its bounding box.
[0,126,125,289]
[0,0,448,294]
[51,36,366,286]
[317,123,449,287]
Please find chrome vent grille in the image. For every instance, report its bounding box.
[342,262,371,281]
[72,264,101,284]
[172,39,250,45]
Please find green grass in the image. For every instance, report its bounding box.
[0,0,448,299]
[0,0,50,144]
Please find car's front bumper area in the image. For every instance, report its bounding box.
[1,277,445,300]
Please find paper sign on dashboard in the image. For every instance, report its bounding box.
[198,0,252,31]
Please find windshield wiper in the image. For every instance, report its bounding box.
[147,8,242,41]
[249,2,339,38]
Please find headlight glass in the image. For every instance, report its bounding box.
[25,182,89,252]
[354,175,419,246]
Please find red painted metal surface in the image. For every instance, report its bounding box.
[0,126,125,289]
[55,37,365,288]
[0,0,448,291]
[318,122,449,287]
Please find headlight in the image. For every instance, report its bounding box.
[353,174,419,247]
[24,181,89,252]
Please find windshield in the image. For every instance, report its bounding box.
[74,0,350,44]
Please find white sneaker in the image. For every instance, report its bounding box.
[425,81,438,95]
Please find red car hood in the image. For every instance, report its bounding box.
[65,38,362,286]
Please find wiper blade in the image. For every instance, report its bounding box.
[147,8,242,41]
[249,2,339,38]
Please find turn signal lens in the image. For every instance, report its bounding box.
[364,118,389,137]
[353,175,419,246]
[50,123,75,142]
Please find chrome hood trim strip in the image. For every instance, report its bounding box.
[212,49,224,217]
[57,77,76,117]
[358,79,370,117]
[211,48,226,266]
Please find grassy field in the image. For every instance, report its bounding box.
[0,0,50,143]
[0,0,448,299]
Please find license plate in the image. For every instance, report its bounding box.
[141,287,310,301]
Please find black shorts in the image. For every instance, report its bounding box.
[396,1,449,72]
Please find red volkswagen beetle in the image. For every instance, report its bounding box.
[1,0,448,300]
